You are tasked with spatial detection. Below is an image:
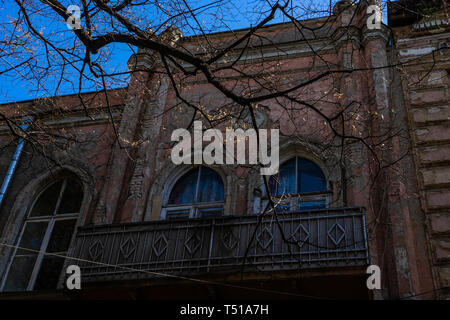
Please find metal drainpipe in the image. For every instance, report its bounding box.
[0,117,32,209]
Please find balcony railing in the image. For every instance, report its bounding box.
[68,207,369,283]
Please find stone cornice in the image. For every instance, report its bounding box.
[0,108,123,135]
[127,27,183,72]
[361,24,390,46]
[127,49,157,72]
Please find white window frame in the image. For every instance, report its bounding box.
[0,179,80,292]
[266,191,332,213]
[263,157,331,213]
[161,166,224,220]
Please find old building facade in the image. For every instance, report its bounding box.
[0,0,448,299]
[388,0,450,300]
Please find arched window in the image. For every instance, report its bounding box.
[268,157,329,211]
[164,166,224,219]
[1,178,83,292]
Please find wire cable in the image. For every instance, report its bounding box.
[0,241,331,300]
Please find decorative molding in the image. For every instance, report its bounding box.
[128,159,145,199]
[413,19,450,32]
[361,25,390,46]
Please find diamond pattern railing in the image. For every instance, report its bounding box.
[67,207,369,282]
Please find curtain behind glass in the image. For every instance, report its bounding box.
[298,159,326,193]
[197,167,224,202]
[270,157,326,196]
[168,167,224,204]
[269,158,296,196]
[168,168,199,204]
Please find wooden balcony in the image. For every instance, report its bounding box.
[68,207,369,283]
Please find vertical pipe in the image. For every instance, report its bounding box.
[0,117,31,209]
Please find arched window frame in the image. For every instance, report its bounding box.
[161,166,225,220]
[262,156,331,212]
[0,176,84,292]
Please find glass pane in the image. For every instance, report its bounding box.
[270,158,296,196]
[17,221,48,254]
[198,207,223,218]
[268,174,278,195]
[298,159,326,193]
[166,209,190,220]
[30,181,63,216]
[168,168,199,204]
[46,219,77,253]
[299,200,326,210]
[3,255,37,291]
[33,256,66,290]
[274,203,291,213]
[197,167,224,203]
[57,180,83,214]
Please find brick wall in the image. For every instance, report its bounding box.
[391,16,450,298]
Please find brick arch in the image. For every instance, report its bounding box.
[0,165,94,282]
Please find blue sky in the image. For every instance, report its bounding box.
[0,0,389,104]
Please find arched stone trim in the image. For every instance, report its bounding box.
[143,161,236,221]
[0,165,94,283]
[248,140,344,213]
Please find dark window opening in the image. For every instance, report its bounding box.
[166,166,224,219]
[268,157,329,211]
[1,178,82,292]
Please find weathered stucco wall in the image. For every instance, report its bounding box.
[391,17,450,298]
[0,91,125,281]
[0,0,445,299]
[88,2,436,299]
